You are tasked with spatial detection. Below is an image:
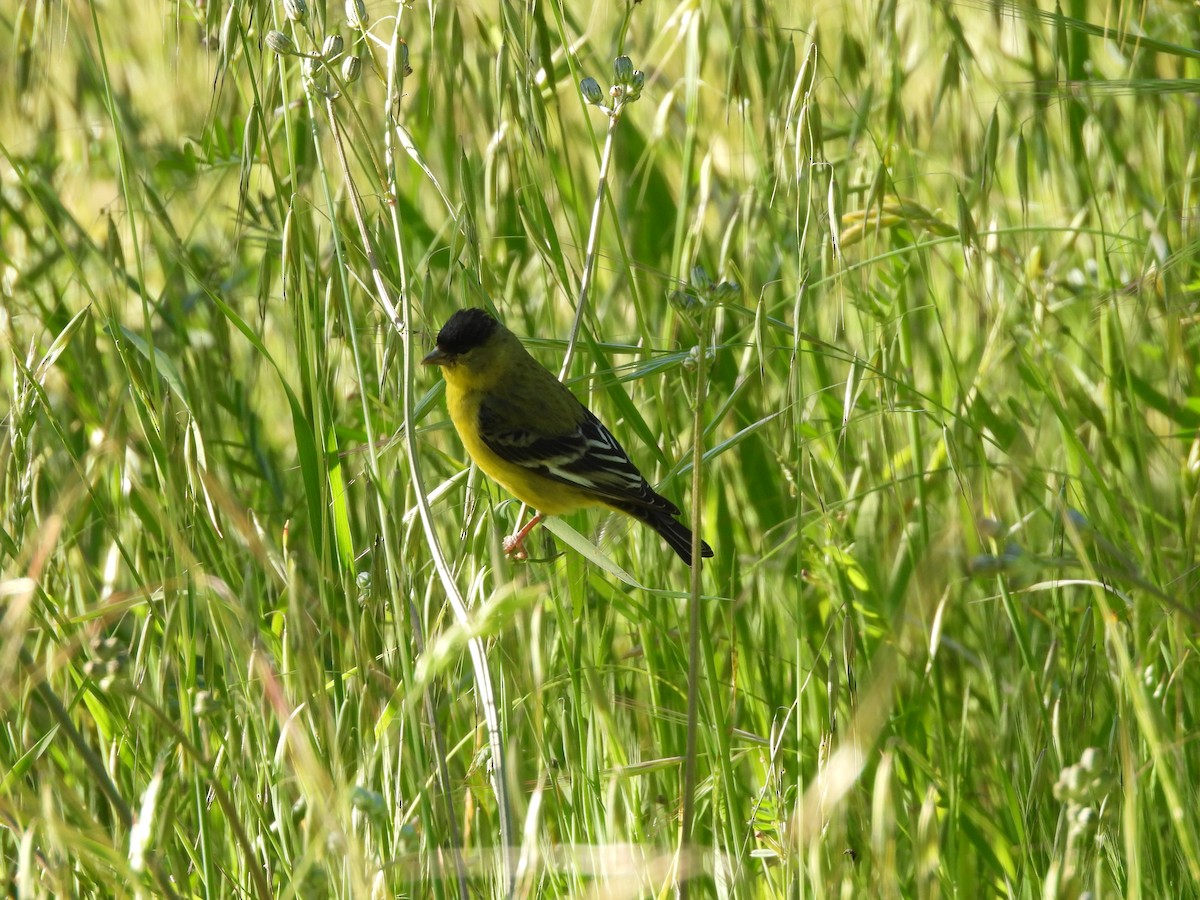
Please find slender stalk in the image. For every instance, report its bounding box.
[322,91,512,895]
[679,316,708,896]
[558,107,621,380]
[380,25,471,900]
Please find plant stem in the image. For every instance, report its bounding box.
[559,106,622,380]
[679,316,708,896]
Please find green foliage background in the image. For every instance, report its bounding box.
[2,0,1199,896]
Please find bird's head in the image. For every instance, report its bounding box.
[422,308,502,372]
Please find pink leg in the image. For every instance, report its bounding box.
[503,513,544,559]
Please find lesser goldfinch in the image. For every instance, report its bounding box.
[422,308,713,565]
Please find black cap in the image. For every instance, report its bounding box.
[435,308,499,354]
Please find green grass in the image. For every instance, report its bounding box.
[2,0,1199,896]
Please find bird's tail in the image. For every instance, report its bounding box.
[626,506,714,566]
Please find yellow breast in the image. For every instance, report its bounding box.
[443,379,595,516]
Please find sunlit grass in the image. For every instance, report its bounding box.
[2,0,1199,897]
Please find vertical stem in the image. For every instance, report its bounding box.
[324,87,513,894]
[680,317,708,895]
[559,109,621,380]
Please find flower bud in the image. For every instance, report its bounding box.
[669,290,700,313]
[346,0,368,28]
[323,34,344,58]
[284,0,307,23]
[302,56,328,96]
[351,786,388,820]
[341,54,361,83]
[580,77,604,105]
[266,30,297,56]
[713,280,740,303]
[628,68,645,98]
[613,55,634,85]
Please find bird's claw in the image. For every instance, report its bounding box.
[502,513,543,560]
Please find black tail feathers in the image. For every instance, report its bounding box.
[633,507,714,566]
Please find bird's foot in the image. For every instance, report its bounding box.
[503,513,544,560]
[502,534,529,559]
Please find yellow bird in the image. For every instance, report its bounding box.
[422,308,713,565]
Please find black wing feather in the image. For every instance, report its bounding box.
[477,397,678,514]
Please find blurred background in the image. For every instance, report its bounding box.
[2,0,1198,896]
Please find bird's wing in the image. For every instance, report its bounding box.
[477,396,678,514]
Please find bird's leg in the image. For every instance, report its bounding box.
[503,513,544,559]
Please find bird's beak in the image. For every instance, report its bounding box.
[422,347,452,367]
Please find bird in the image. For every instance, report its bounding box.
[422,308,713,565]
